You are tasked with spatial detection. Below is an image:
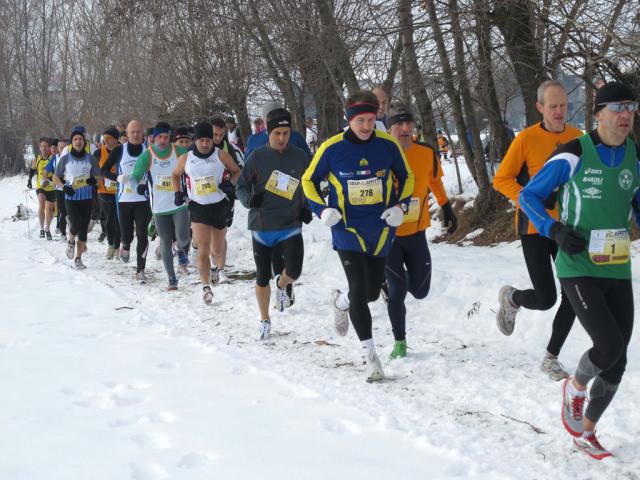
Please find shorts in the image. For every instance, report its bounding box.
[36,189,56,202]
[189,199,229,229]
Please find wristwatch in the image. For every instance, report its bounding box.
[399,203,408,213]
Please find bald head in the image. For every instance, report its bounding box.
[127,120,143,144]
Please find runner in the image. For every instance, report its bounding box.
[519,81,640,459]
[437,130,450,161]
[371,86,389,132]
[172,122,241,303]
[95,127,121,259]
[493,80,582,380]
[128,121,190,290]
[301,90,414,381]
[225,116,244,151]
[174,127,193,149]
[45,138,68,239]
[52,127,102,269]
[101,120,152,281]
[245,102,311,158]
[384,103,457,359]
[28,137,55,239]
[236,108,311,340]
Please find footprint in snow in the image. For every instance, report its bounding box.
[130,432,173,450]
[178,452,218,469]
[109,411,177,428]
[129,462,169,480]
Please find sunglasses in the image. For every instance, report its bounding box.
[599,102,639,113]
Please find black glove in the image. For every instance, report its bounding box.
[543,191,558,210]
[137,183,148,196]
[248,191,264,208]
[549,222,586,254]
[441,202,457,235]
[299,209,312,224]
[174,191,186,206]
[220,180,236,200]
[27,179,32,189]
[63,185,75,196]
[85,177,97,186]
[27,168,35,189]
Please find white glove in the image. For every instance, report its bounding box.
[116,174,129,184]
[320,208,342,227]
[380,205,404,227]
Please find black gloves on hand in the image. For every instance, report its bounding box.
[299,209,313,224]
[85,177,97,186]
[441,202,458,235]
[549,222,586,254]
[248,191,264,208]
[543,191,558,210]
[220,180,236,200]
[63,185,75,196]
[137,183,148,196]
[27,180,32,189]
[174,191,186,206]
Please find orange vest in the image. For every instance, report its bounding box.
[396,142,449,237]
[97,146,117,195]
[493,122,582,235]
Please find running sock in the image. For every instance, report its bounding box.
[361,338,374,350]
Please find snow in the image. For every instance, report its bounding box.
[1,175,639,479]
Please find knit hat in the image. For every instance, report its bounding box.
[102,126,119,140]
[152,121,172,137]
[594,82,636,114]
[387,103,414,127]
[175,126,191,140]
[194,122,214,140]
[70,127,85,143]
[72,124,86,135]
[266,109,292,134]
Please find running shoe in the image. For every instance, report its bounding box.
[177,249,189,266]
[39,229,45,238]
[167,276,178,291]
[55,227,61,235]
[74,257,86,270]
[259,320,271,341]
[105,245,116,260]
[330,289,349,336]
[218,268,231,284]
[541,355,570,381]
[45,230,52,241]
[119,247,130,263]
[210,266,220,285]
[203,286,214,304]
[66,240,75,259]
[366,349,385,382]
[286,282,295,306]
[496,285,519,336]
[562,377,586,437]
[573,432,613,460]
[389,340,407,360]
[135,270,147,283]
[274,275,290,312]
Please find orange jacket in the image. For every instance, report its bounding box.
[493,122,581,235]
[397,142,449,237]
[97,146,117,195]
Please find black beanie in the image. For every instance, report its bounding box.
[175,126,191,140]
[103,126,119,140]
[194,122,214,140]
[594,82,636,114]
[266,109,292,133]
[387,103,414,127]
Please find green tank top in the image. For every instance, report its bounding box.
[556,134,638,279]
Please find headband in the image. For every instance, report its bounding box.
[346,102,378,121]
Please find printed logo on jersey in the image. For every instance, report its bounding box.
[618,169,633,190]
[339,171,354,177]
[359,158,369,167]
[154,158,172,169]
[356,170,370,176]
[582,186,602,199]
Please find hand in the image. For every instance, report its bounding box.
[380,205,404,227]
[137,183,148,196]
[220,180,236,200]
[27,179,32,189]
[299,209,312,224]
[116,174,129,184]
[63,185,75,196]
[248,191,264,208]
[85,177,97,186]
[543,191,558,210]
[441,201,457,234]
[320,208,342,227]
[174,191,186,206]
[549,222,586,255]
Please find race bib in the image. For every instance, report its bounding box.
[265,170,299,201]
[404,197,421,223]
[70,174,89,189]
[104,178,117,193]
[155,175,173,192]
[195,176,218,196]
[588,228,630,265]
[347,178,383,205]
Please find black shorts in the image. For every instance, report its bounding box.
[36,189,56,202]
[189,199,229,229]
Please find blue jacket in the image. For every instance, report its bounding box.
[519,130,640,237]
[302,129,414,256]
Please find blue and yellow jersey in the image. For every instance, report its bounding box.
[35,154,55,191]
[302,130,414,256]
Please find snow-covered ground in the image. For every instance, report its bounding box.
[1,175,639,479]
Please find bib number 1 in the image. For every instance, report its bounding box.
[588,228,630,265]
